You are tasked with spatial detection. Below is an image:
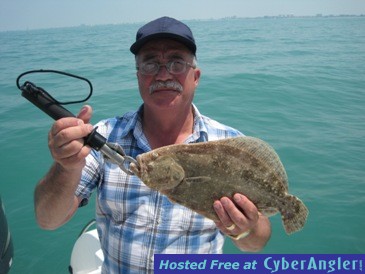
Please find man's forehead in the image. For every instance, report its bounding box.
[138,38,191,57]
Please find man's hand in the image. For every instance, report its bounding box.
[214,193,271,252]
[48,105,94,170]
[214,193,258,238]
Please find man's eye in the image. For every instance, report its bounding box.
[143,63,157,71]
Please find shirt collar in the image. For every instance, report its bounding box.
[119,103,209,144]
[118,105,144,140]
[189,104,209,143]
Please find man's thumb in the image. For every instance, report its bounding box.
[77,105,93,123]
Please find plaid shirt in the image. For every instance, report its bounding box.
[76,104,243,273]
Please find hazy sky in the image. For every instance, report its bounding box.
[1,0,365,31]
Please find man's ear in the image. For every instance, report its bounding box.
[194,68,201,86]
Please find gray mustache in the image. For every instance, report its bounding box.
[149,81,183,94]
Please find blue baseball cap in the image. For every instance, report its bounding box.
[130,16,197,55]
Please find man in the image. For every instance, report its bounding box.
[34,17,271,273]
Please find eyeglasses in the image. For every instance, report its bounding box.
[137,60,195,76]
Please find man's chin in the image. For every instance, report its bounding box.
[149,94,182,109]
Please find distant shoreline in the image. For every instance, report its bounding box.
[189,14,365,21]
[1,14,364,33]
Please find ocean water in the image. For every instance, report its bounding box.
[0,16,364,273]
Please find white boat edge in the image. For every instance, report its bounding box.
[69,228,103,274]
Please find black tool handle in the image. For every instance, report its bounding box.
[20,81,106,151]
[21,81,74,120]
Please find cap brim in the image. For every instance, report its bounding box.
[130,33,196,55]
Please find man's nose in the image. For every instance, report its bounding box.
[155,64,172,80]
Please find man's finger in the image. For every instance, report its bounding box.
[51,118,84,136]
[52,123,93,147]
[232,194,259,222]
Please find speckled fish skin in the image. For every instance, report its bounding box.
[130,136,308,234]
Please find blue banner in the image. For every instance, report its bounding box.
[154,254,364,273]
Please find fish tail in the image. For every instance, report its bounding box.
[280,195,309,234]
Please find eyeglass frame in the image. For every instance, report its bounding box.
[136,60,196,76]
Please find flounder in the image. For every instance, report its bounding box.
[130,136,308,234]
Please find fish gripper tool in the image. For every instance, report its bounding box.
[16,69,138,175]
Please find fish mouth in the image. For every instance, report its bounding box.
[149,80,183,95]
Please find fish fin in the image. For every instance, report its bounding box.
[184,176,211,184]
[280,195,309,234]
